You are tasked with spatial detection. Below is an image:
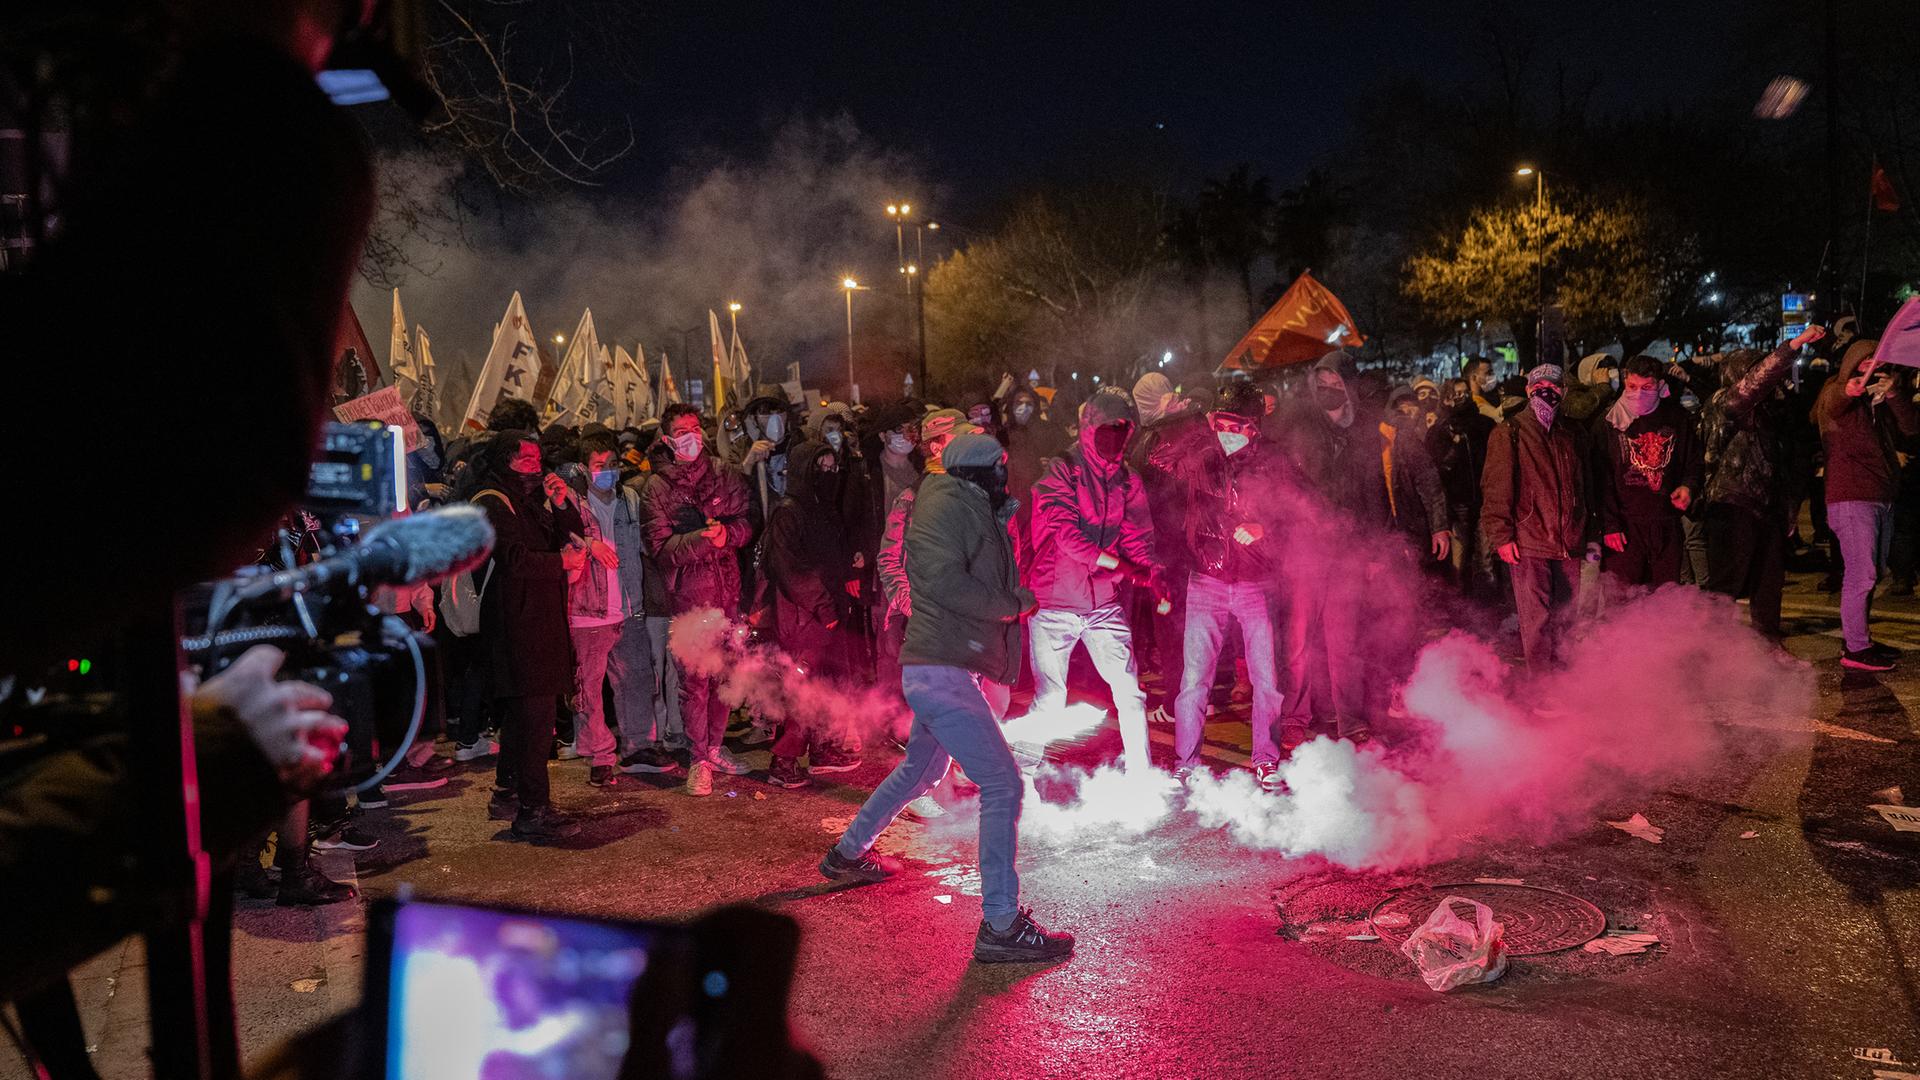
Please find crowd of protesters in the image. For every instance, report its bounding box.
[262,317,1920,921]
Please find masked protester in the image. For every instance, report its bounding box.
[1025,388,1159,773]
[1429,378,1496,592]
[1148,383,1288,789]
[470,431,589,840]
[1700,325,1828,642]
[1815,337,1918,670]
[1479,364,1589,672]
[1410,378,1441,430]
[1591,356,1703,592]
[823,434,1076,964]
[1463,355,1504,421]
[1563,352,1621,424]
[1004,386,1068,567]
[641,404,755,796]
[759,441,865,786]
[562,429,675,784]
[1130,372,1200,711]
[874,410,980,817]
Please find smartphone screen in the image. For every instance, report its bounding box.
[380,900,658,1080]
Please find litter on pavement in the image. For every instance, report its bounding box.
[1583,932,1660,956]
[1400,897,1508,991]
[1605,813,1666,843]
[1345,933,1381,941]
[1869,805,1920,833]
[1739,831,1759,839]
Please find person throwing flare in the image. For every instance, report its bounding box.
[819,434,1075,964]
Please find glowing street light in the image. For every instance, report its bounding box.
[553,333,566,345]
[841,276,870,401]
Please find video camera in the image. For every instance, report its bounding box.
[179,419,469,795]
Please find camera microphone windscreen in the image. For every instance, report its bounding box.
[359,504,496,586]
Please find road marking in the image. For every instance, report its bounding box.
[1147,726,1252,765]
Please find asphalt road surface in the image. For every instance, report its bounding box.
[16,571,1919,1080]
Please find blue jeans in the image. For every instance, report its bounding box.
[1028,603,1150,772]
[1175,571,1282,767]
[1830,500,1893,652]
[835,664,1024,923]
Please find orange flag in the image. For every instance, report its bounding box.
[1220,271,1365,371]
[1873,161,1901,213]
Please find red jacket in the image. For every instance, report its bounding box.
[1026,443,1155,613]
[640,452,753,615]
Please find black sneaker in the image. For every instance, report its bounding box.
[588,765,617,787]
[382,764,450,792]
[1842,647,1897,672]
[277,864,356,907]
[767,756,811,789]
[312,826,380,853]
[357,786,390,809]
[809,746,862,774]
[819,847,899,883]
[510,807,582,841]
[972,908,1075,964]
[619,746,681,774]
[487,791,519,821]
[1867,641,1903,663]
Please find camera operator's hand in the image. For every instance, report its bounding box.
[189,646,345,791]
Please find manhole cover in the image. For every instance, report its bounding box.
[1369,883,1606,956]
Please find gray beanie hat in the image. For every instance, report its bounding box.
[943,432,1005,470]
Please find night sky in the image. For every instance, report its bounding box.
[607,1,1743,217]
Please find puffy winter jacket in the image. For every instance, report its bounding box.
[1479,408,1588,560]
[900,473,1033,684]
[1702,341,1800,517]
[1027,440,1155,614]
[640,450,752,614]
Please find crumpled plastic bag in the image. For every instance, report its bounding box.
[1399,896,1509,992]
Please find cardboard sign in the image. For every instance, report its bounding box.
[334,384,423,452]
[1872,297,1920,368]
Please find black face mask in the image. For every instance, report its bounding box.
[1314,386,1349,413]
[1092,421,1133,461]
[950,463,1010,509]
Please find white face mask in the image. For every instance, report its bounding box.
[763,413,786,443]
[1478,374,1497,394]
[669,431,703,461]
[824,430,844,451]
[1217,431,1250,456]
[885,433,914,456]
[1013,404,1035,424]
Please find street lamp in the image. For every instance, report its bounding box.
[841,276,870,403]
[1515,164,1552,361]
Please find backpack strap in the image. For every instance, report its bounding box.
[471,488,516,515]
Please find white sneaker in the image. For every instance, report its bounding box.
[556,743,582,761]
[905,794,947,820]
[684,760,714,796]
[739,725,775,747]
[1146,705,1174,726]
[705,746,751,775]
[453,738,498,762]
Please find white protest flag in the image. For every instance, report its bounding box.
[728,324,752,391]
[708,309,730,410]
[630,342,655,420]
[461,291,541,432]
[550,308,604,422]
[659,350,681,405]
[589,343,616,424]
[387,288,419,402]
[610,344,637,427]
[412,324,438,419]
